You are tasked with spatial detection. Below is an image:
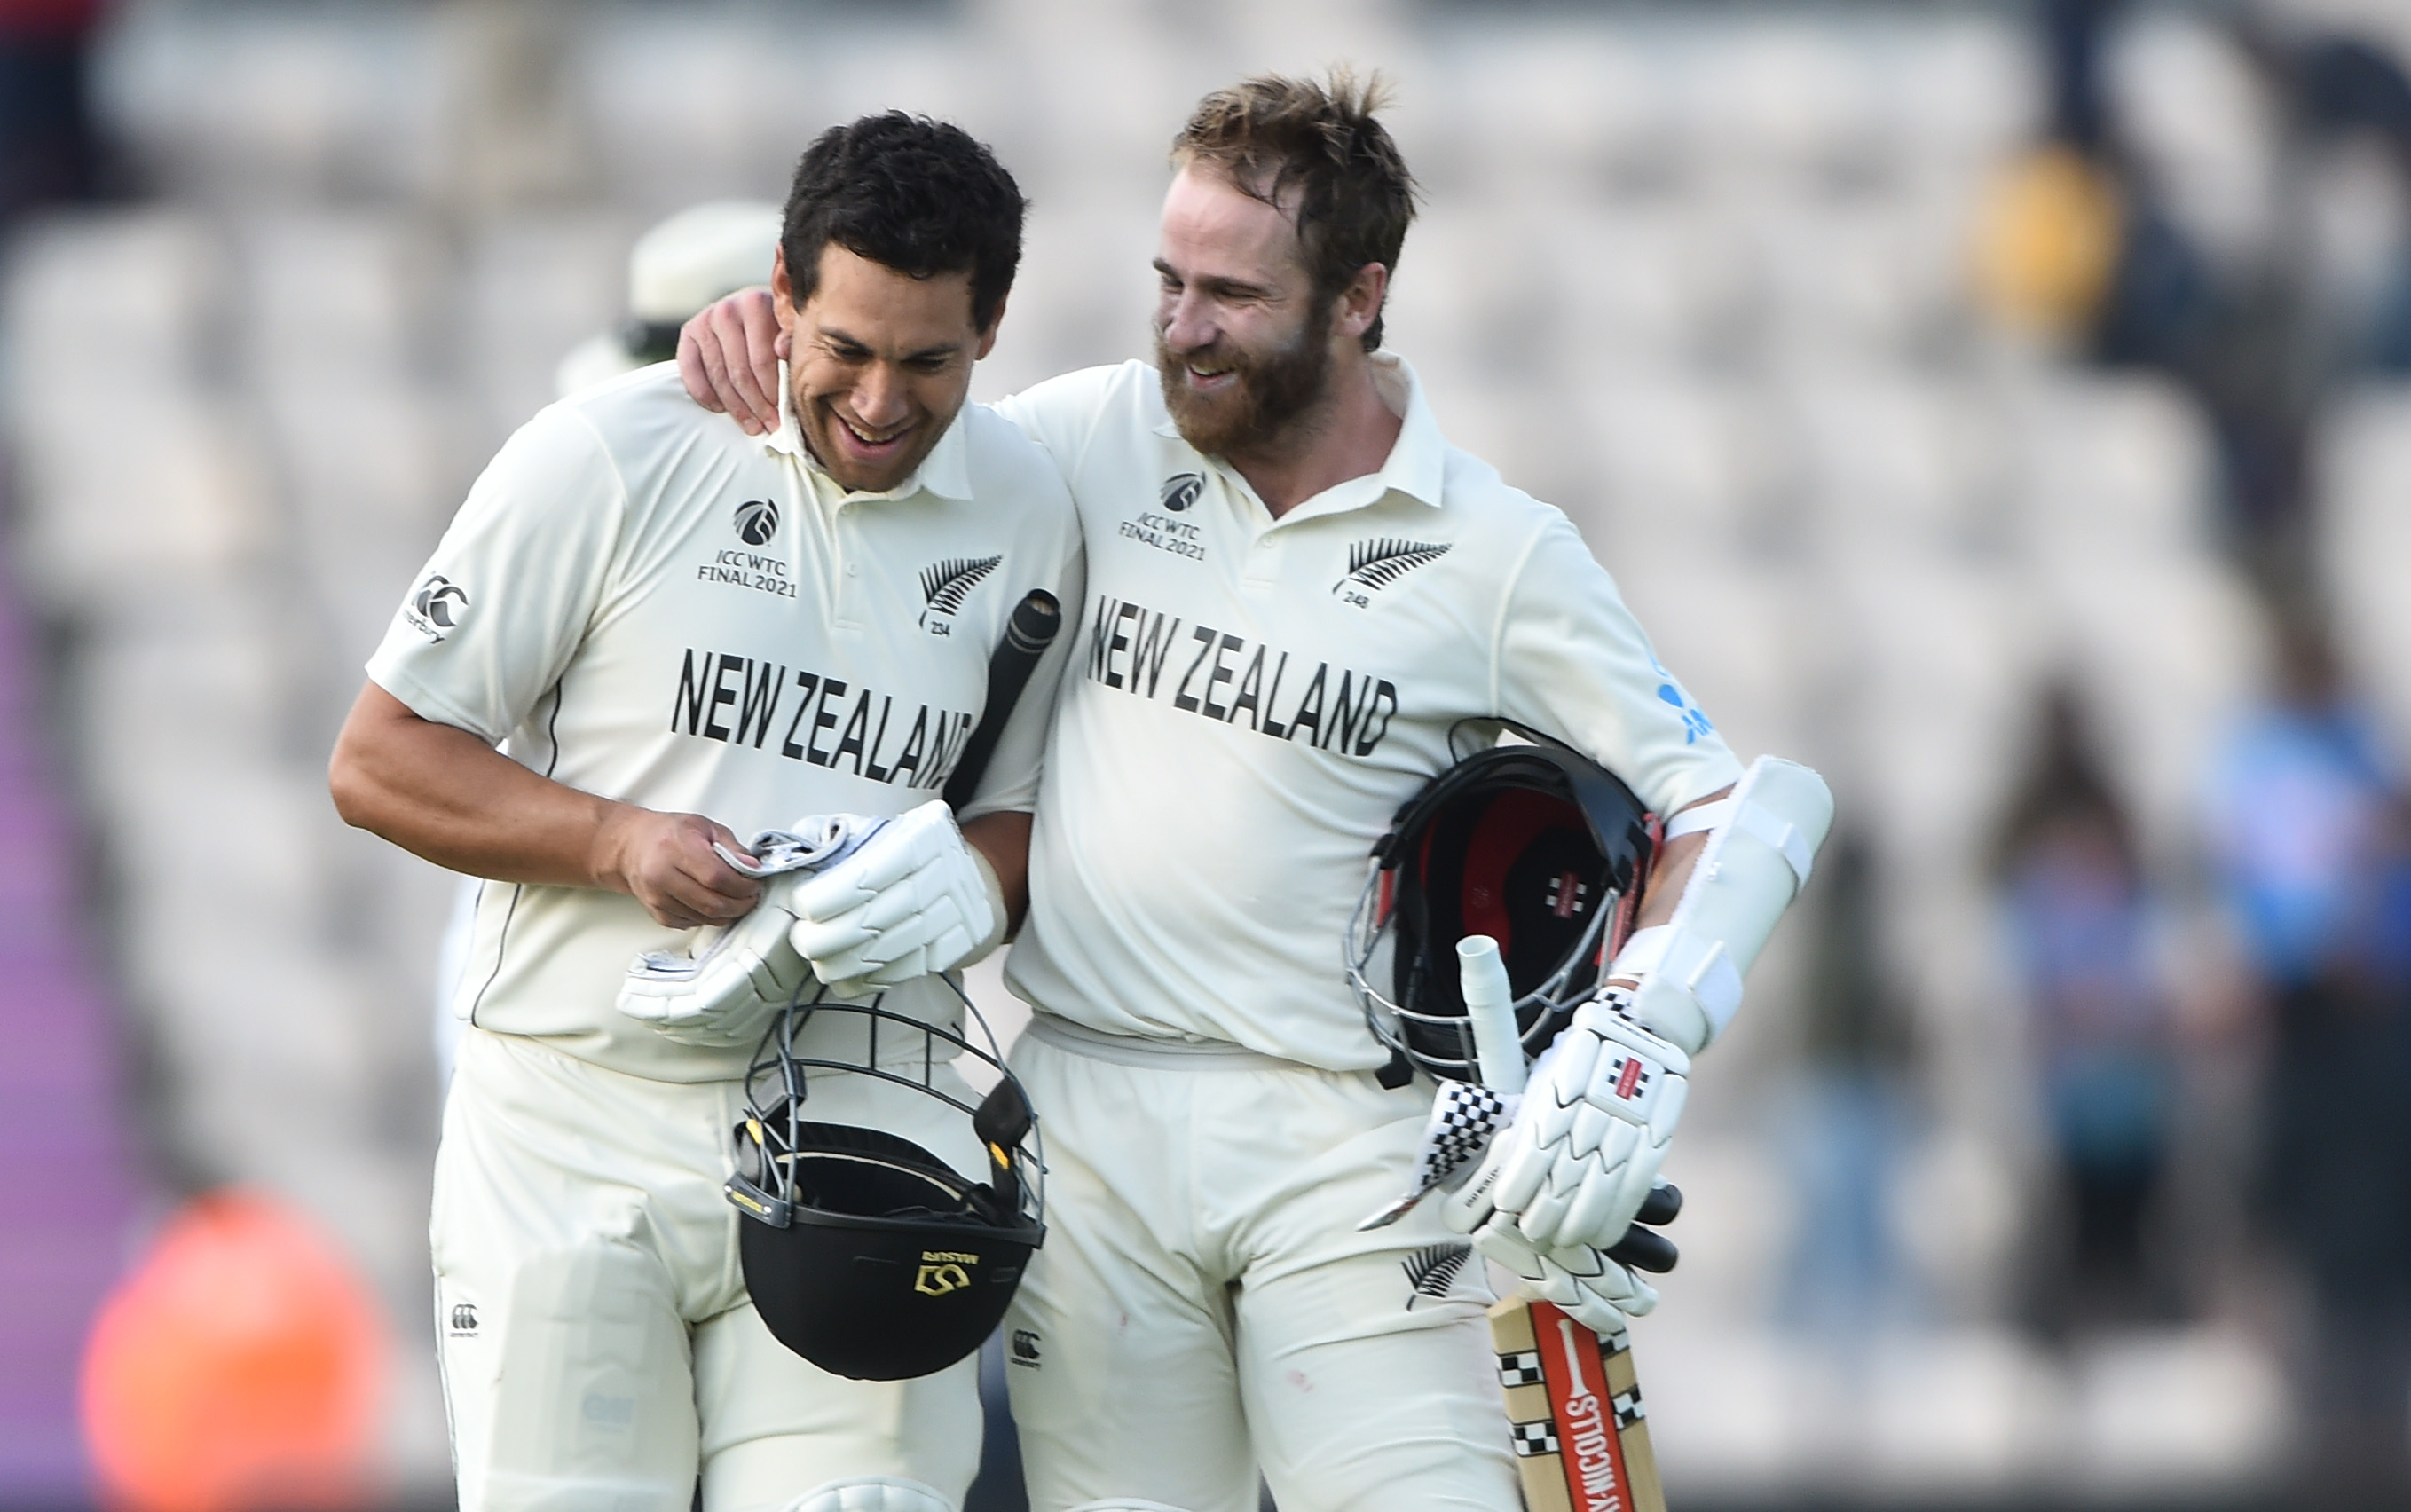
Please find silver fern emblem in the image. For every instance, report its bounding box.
[920,555,1002,617]
[1402,1240,1474,1309]
[1338,539,1450,595]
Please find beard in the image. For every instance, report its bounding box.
[1155,296,1337,459]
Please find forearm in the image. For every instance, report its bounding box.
[961,809,1032,933]
[1606,784,1732,980]
[330,681,761,929]
[330,681,624,886]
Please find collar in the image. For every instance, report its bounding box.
[760,359,974,504]
[1152,350,1446,516]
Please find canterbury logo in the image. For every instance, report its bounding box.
[1337,539,1450,593]
[406,573,469,641]
[920,555,1002,617]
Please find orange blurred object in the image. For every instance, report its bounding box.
[1972,142,2125,345]
[80,1189,387,1512]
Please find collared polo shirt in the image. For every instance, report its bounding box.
[367,364,1083,1082]
[996,354,1740,1072]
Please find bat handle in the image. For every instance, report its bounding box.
[1458,935,1525,1094]
[942,589,1062,812]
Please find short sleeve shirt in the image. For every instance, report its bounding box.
[995,356,1741,1072]
[366,365,1083,1082]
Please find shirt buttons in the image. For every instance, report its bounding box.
[846,563,858,578]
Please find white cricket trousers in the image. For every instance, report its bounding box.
[431,1027,984,1512]
[1001,1020,1522,1512]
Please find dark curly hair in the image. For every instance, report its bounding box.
[1172,71,1418,351]
[781,113,1027,333]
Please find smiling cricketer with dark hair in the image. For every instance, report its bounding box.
[330,114,1082,1512]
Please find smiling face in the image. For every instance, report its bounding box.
[1152,164,1341,460]
[775,242,998,494]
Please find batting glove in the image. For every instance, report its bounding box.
[1359,1078,1522,1230]
[1477,1221,1659,1333]
[1442,988,1690,1255]
[1472,1179,1684,1334]
[617,815,879,1047]
[788,800,1004,988]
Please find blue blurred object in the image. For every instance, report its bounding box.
[965,1332,1028,1512]
[0,0,103,230]
[2203,701,2392,990]
[1997,690,2181,1333]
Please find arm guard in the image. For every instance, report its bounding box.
[1613,755,1832,1054]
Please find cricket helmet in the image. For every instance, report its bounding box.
[1348,725,1659,1083]
[726,991,1044,1382]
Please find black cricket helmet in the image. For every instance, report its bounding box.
[1348,724,1658,1081]
[726,988,1044,1382]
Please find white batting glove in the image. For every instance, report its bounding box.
[1442,988,1690,1254]
[616,815,879,1047]
[1473,1219,1659,1334]
[788,800,1004,988]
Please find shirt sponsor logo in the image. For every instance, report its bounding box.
[669,649,975,787]
[1010,1328,1042,1366]
[699,548,797,599]
[447,1302,478,1337]
[1334,538,1450,608]
[1083,594,1401,757]
[1647,649,1714,744]
[403,573,469,642]
[734,498,780,546]
[918,554,1001,635]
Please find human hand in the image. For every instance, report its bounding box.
[596,808,763,929]
[677,287,784,436]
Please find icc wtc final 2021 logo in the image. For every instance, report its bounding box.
[734,498,780,546]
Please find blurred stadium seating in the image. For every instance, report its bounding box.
[5,0,2391,1507]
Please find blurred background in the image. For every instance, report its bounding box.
[5,0,2411,1508]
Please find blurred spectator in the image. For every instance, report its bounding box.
[0,0,102,232]
[2204,616,2411,1508]
[1783,829,1918,1344]
[1986,0,2411,584]
[552,199,780,396]
[1995,688,2183,1339]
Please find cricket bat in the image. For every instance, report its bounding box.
[1458,936,1670,1512]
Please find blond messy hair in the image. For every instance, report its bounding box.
[1172,68,1419,350]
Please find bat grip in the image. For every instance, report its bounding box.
[1458,934,1525,1094]
[942,589,1062,812]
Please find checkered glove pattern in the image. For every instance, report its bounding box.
[1357,1078,1518,1231]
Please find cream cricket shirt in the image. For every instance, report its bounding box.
[367,365,1083,1083]
[997,355,1742,1073]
